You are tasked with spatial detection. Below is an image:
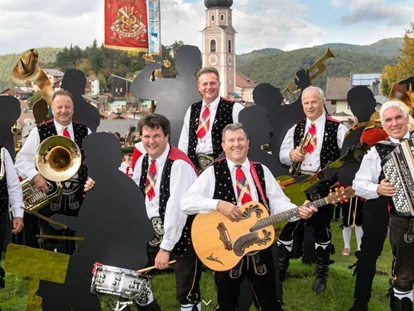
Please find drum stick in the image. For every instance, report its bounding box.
[137,260,176,273]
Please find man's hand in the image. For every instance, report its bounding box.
[289,147,305,163]
[377,178,397,197]
[298,200,318,219]
[154,249,171,270]
[84,177,95,192]
[294,69,311,90]
[12,217,24,234]
[33,173,49,193]
[217,200,242,222]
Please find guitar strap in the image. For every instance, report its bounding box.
[249,162,269,210]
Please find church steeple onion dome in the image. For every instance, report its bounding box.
[204,0,233,8]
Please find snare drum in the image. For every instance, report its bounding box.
[91,262,152,304]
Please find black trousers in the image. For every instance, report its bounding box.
[173,247,202,305]
[279,185,333,245]
[389,214,414,292]
[213,248,280,311]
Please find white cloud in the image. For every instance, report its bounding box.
[330,0,344,8]
[341,3,414,27]
[0,0,411,55]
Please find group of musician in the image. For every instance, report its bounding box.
[0,65,413,311]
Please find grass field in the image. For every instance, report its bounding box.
[0,219,392,311]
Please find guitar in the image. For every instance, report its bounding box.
[191,186,354,272]
[278,142,370,190]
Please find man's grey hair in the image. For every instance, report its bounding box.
[222,123,248,141]
[379,101,407,123]
[301,86,325,102]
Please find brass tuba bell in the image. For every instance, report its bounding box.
[21,136,82,212]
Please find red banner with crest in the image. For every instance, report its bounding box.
[104,0,149,51]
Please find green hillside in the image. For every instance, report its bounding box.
[238,47,398,93]
[0,38,402,94]
[317,37,403,57]
[236,48,283,67]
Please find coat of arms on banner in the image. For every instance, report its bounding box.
[104,0,149,51]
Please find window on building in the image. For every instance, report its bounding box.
[210,39,216,52]
[220,14,224,22]
[228,40,232,53]
[211,14,215,22]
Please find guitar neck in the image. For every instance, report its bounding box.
[250,197,328,231]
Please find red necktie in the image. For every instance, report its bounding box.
[196,105,210,139]
[125,166,133,177]
[145,159,157,201]
[235,165,252,205]
[306,123,317,154]
[62,127,71,139]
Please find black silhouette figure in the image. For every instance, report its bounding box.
[130,45,201,145]
[239,105,283,177]
[37,133,152,311]
[253,76,307,169]
[0,96,20,159]
[398,75,414,94]
[61,69,101,132]
[345,88,390,311]
[338,86,377,186]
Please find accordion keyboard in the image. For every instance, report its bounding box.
[382,139,414,217]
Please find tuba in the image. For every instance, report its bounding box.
[21,136,82,212]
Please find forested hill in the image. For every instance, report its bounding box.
[236,39,401,94]
[0,38,402,93]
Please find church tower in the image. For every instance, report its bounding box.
[202,0,236,98]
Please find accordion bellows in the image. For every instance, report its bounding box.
[382,138,414,217]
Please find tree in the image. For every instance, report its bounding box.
[76,58,94,76]
[97,73,107,92]
[381,23,414,96]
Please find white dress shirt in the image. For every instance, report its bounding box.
[178,97,245,155]
[353,133,408,200]
[119,162,134,177]
[279,113,348,173]
[2,147,24,218]
[15,120,92,179]
[181,157,297,219]
[132,144,198,251]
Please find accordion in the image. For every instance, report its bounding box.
[382,139,414,217]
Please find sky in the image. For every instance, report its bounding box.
[0,0,413,55]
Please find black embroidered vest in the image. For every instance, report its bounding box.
[139,152,194,255]
[0,146,9,219]
[212,159,269,209]
[293,117,341,170]
[37,120,88,214]
[187,98,234,169]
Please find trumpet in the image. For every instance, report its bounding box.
[347,196,358,228]
[143,53,172,68]
[289,132,311,176]
[282,48,335,95]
